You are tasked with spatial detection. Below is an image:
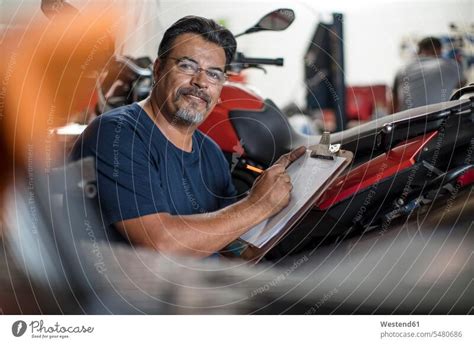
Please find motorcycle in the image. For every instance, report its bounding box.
[195,9,474,255]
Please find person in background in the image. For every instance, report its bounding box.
[393,36,466,112]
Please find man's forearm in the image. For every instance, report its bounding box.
[118,196,268,257]
[159,196,266,256]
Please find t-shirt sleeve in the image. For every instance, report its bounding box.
[219,171,238,208]
[75,115,169,226]
[214,144,238,208]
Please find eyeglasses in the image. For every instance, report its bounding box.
[169,57,227,85]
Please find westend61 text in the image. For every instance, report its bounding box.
[380,321,420,328]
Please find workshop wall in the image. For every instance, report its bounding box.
[151,0,473,109]
[3,0,471,109]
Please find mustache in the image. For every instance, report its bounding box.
[176,86,211,105]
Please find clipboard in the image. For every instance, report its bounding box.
[235,149,353,264]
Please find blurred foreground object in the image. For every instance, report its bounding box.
[0,5,116,192]
[0,4,117,312]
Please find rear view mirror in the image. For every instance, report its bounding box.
[235,8,295,37]
[256,8,295,31]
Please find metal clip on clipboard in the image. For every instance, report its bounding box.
[309,131,342,160]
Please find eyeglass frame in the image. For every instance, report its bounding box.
[167,56,228,85]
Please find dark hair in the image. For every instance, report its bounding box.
[158,16,237,69]
[418,36,442,55]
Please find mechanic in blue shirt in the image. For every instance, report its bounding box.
[70,16,304,257]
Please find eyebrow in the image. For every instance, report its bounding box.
[180,56,225,73]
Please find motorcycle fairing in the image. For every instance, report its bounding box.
[318,131,438,209]
[199,83,264,154]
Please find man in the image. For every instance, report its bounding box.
[393,36,465,112]
[70,16,305,257]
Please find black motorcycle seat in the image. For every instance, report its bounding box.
[229,98,471,166]
[331,98,471,160]
[229,99,319,166]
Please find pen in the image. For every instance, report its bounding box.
[245,164,264,174]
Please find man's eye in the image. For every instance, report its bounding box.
[206,70,221,80]
[179,61,197,71]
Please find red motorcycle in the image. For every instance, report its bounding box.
[196,9,474,255]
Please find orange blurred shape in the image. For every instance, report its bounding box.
[0,5,118,168]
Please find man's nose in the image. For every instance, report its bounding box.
[191,69,209,88]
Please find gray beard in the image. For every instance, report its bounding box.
[174,108,204,126]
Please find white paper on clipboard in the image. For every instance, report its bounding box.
[240,151,346,248]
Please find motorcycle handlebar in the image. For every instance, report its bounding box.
[230,52,284,72]
[237,57,284,66]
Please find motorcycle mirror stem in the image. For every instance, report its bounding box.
[234,8,295,38]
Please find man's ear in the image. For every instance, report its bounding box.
[153,58,162,84]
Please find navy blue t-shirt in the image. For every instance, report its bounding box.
[69,103,237,240]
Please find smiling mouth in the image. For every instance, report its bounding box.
[185,94,206,103]
[177,86,211,106]
[183,94,209,109]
